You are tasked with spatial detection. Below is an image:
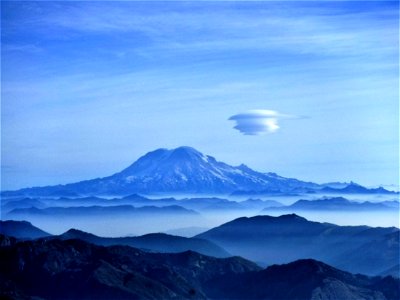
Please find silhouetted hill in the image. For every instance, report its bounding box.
[0,235,259,299]
[196,214,399,276]
[59,228,230,258]
[1,235,398,299]
[0,220,51,239]
[206,259,400,300]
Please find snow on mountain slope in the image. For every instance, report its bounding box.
[0,146,347,196]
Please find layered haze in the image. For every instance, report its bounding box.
[2,147,398,236]
[1,2,399,298]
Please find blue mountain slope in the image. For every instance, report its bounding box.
[0,220,51,239]
[59,228,230,258]
[196,214,399,276]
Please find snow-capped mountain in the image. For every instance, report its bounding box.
[0,146,379,197]
[112,146,318,193]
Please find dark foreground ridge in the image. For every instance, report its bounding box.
[0,234,398,300]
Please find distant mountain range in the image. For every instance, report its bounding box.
[1,235,398,300]
[7,204,199,218]
[196,214,400,276]
[262,197,399,212]
[320,184,398,194]
[1,198,47,213]
[231,182,398,196]
[2,194,283,218]
[3,194,397,222]
[1,146,396,196]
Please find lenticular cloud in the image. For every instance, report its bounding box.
[229,109,292,135]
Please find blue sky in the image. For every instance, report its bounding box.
[1,1,399,190]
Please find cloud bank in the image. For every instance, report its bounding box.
[229,110,295,135]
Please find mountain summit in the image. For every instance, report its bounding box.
[0,146,387,197]
[112,146,313,193]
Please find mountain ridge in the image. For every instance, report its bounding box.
[0,234,259,299]
[1,235,398,300]
[196,214,399,276]
[262,197,399,212]
[58,228,231,258]
[0,220,230,257]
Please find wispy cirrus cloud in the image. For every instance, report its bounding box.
[2,44,43,54]
[229,110,301,135]
[1,1,398,189]
[3,2,397,58]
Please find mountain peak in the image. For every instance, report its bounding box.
[237,164,252,171]
[213,214,309,228]
[61,228,97,239]
[172,146,201,154]
[113,146,253,193]
[64,228,87,234]
[267,258,335,274]
[251,214,308,222]
[168,146,206,161]
[277,213,307,221]
[0,220,51,239]
[147,146,202,157]
[2,146,375,196]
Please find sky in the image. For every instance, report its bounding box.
[1,1,399,190]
